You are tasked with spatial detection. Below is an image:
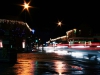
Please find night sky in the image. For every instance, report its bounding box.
[0,0,100,41]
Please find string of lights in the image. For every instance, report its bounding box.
[0,19,32,31]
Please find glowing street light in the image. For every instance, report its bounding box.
[19,1,33,23]
[57,21,63,27]
[58,21,62,26]
[20,0,33,13]
[24,2,29,9]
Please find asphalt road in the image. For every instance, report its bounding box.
[0,51,100,75]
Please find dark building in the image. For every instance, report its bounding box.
[0,19,32,51]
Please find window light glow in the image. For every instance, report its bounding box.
[22,41,25,48]
[0,41,3,48]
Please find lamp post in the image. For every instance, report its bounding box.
[19,1,33,52]
[20,1,32,23]
[57,21,64,43]
[57,21,63,34]
[24,2,29,22]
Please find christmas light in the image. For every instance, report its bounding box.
[0,19,32,31]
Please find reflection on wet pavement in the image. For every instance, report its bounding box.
[0,53,100,75]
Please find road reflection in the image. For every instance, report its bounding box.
[13,53,83,75]
[13,60,35,75]
[0,52,100,75]
[53,61,69,75]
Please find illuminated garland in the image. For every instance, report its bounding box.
[0,19,32,31]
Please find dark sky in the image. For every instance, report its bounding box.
[0,0,100,41]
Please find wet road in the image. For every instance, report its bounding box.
[0,51,100,75]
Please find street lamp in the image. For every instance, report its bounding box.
[57,21,62,27]
[19,1,36,34]
[20,1,33,23]
[21,1,32,13]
